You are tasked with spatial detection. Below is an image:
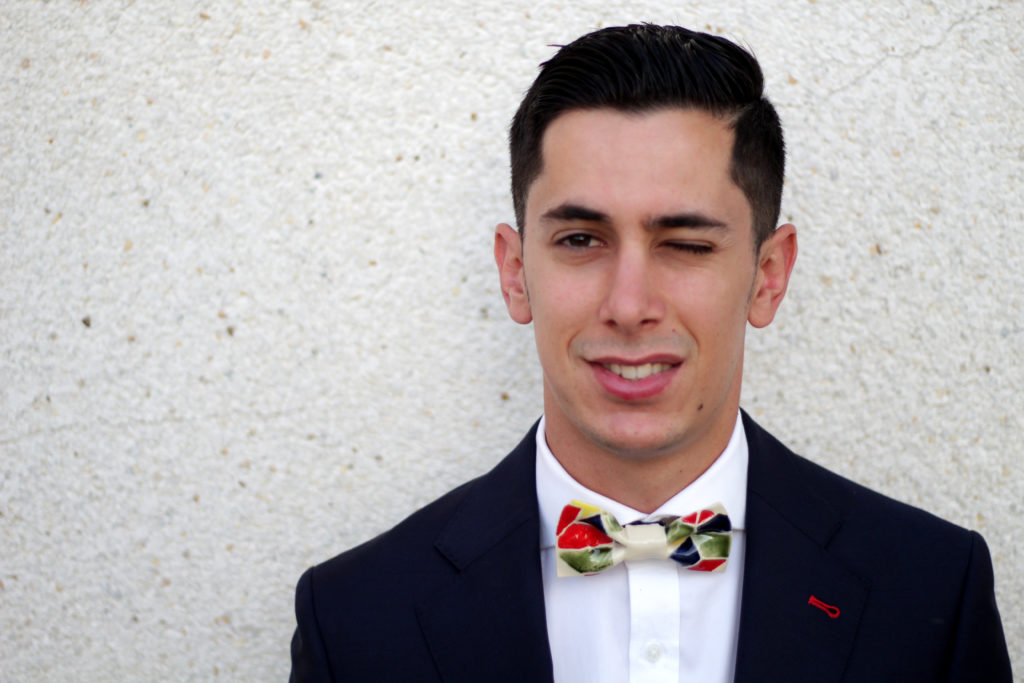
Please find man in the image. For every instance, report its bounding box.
[290,24,1010,682]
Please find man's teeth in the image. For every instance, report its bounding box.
[604,362,672,380]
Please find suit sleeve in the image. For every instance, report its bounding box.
[290,566,334,683]
[945,531,1012,682]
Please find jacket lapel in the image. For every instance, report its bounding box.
[734,413,868,682]
[416,425,555,683]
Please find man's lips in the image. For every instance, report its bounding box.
[587,357,682,400]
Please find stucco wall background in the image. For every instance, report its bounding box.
[2,0,1021,679]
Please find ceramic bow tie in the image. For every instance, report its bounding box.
[555,500,731,577]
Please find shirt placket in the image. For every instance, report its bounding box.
[627,560,680,683]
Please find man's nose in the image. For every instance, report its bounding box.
[598,245,664,332]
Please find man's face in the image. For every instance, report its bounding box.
[496,107,794,476]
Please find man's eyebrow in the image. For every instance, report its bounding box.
[649,213,728,230]
[540,203,729,231]
[539,203,611,224]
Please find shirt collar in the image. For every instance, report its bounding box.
[536,412,748,549]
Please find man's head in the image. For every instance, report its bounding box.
[510,24,784,251]
[495,25,797,510]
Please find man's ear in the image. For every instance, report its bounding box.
[494,222,533,324]
[748,223,798,329]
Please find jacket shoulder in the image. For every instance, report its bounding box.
[744,412,970,546]
[314,473,480,583]
[290,425,542,681]
[312,421,540,585]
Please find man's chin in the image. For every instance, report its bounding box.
[582,423,695,463]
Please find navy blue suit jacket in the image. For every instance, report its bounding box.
[290,414,1011,681]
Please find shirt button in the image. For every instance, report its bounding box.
[644,642,662,663]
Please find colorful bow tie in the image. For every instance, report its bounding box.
[555,500,731,577]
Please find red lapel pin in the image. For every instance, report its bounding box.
[808,595,840,618]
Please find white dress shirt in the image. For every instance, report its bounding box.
[536,413,748,683]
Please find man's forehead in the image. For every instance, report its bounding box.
[532,106,738,186]
[526,107,749,229]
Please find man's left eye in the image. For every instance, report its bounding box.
[668,242,713,254]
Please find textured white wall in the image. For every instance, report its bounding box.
[2,0,1021,679]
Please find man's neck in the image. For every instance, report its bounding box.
[542,408,738,513]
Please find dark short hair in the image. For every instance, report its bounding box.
[509,24,784,250]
